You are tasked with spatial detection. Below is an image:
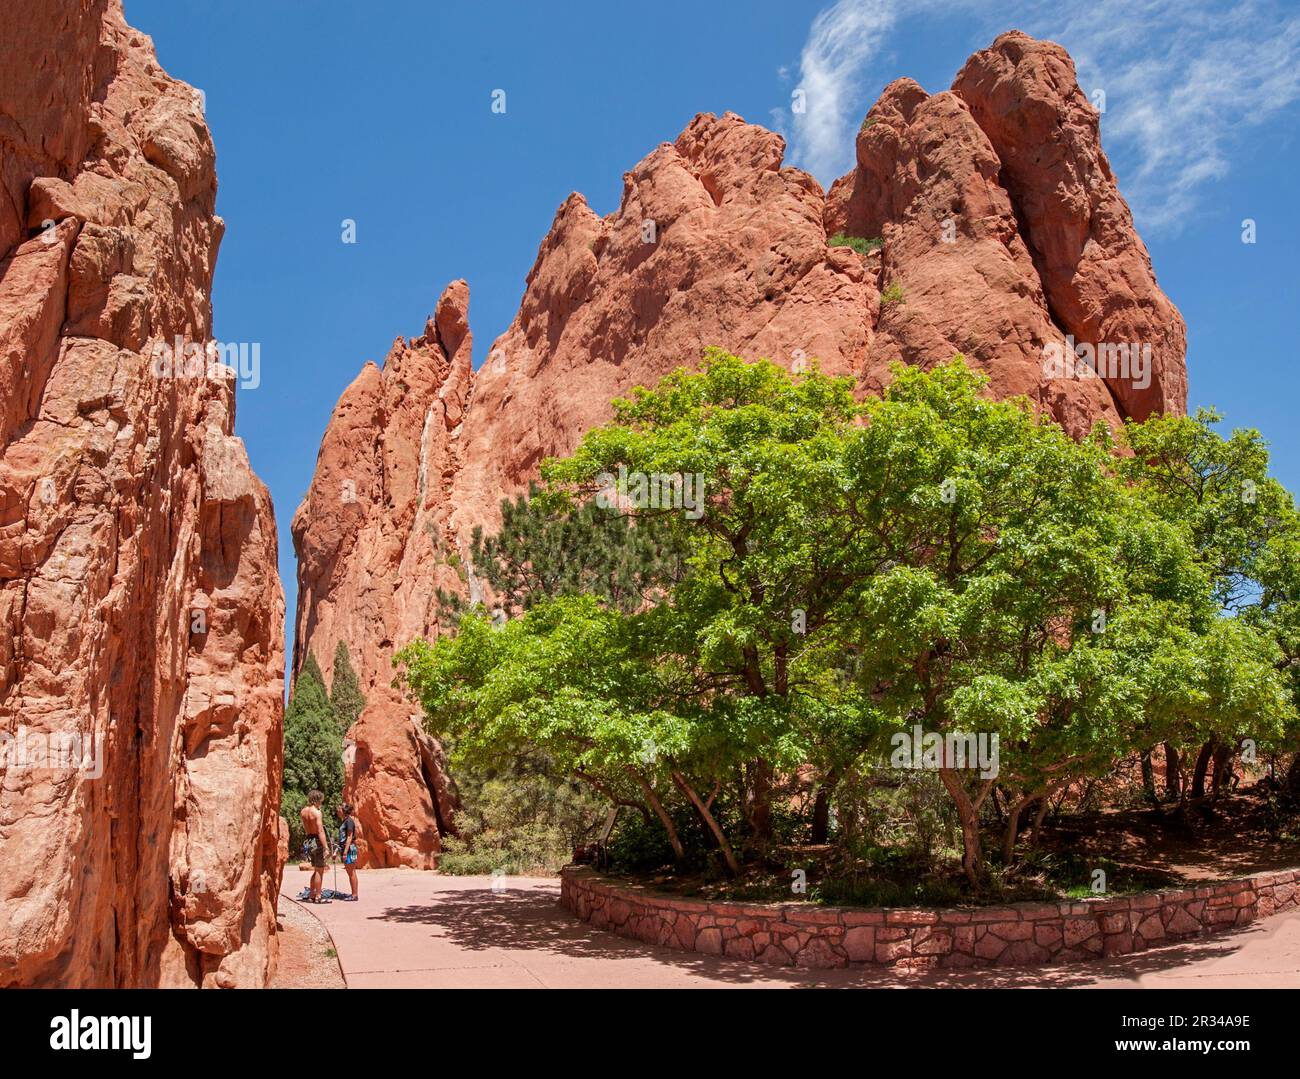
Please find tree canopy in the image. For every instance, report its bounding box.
[398,351,1299,888]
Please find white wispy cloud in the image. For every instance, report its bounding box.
[785,0,1300,232]
[1025,0,1300,230]
[786,0,901,181]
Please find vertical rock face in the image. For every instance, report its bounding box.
[0,0,284,987]
[949,32,1186,421]
[824,77,1123,437]
[292,283,470,867]
[293,33,1187,861]
[826,30,1186,431]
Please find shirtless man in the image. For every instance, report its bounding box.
[300,789,330,902]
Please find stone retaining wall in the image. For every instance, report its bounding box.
[559,866,1300,971]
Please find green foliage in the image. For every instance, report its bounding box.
[811,865,967,908]
[283,651,364,855]
[1120,408,1296,611]
[880,281,905,305]
[401,595,680,804]
[397,351,1299,893]
[605,809,686,873]
[828,233,882,255]
[436,754,604,874]
[471,483,686,617]
[330,641,365,732]
[1119,408,1300,781]
[831,767,956,863]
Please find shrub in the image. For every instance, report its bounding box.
[880,280,905,304]
[435,755,605,875]
[828,233,882,255]
[605,810,681,874]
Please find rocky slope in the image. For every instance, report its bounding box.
[0,0,284,987]
[293,31,1187,865]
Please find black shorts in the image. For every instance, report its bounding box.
[309,843,326,869]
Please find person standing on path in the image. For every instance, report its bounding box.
[300,790,330,903]
[337,802,360,900]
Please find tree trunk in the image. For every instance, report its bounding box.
[940,767,983,886]
[746,759,773,856]
[1163,742,1182,801]
[673,771,741,874]
[810,768,839,845]
[1211,744,1234,796]
[627,768,684,863]
[990,786,1007,825]
[1140,750,1157,804]
[810,787,830,845]
[1191,740,1215,799]
[1002,793,1035,865]
[1030,794,1053,847]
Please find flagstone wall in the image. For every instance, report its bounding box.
[559,866,1300,971]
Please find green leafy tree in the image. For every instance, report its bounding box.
[401,598,687,860]
[1120,409,1300,799]
[540,350,885,862]
[399,353,1298,890]
[815,362,1205,880]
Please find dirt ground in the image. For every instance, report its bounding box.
[270,891,347,989]
[614,782,1300,906]
[1040,783,1300,881]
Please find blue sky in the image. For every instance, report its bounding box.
[124,0,1300,653]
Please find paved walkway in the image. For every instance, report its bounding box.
[280,867,1300,988]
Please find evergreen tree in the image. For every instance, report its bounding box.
[437,483,687,624]
[330,640,366,733]
[283,654,345,854]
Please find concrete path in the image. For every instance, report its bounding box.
[280,867,1300,988]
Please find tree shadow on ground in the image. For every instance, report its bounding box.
[366,883,1269,988]
[1043,786,1300,881]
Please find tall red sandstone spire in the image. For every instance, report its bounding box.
[0,0,284,987]
[292,32,1187,865]
[292,282,471,866]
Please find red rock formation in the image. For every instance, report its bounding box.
[292,284,470,867]
[950,32,1186,421]
[0,1,284,987]
[293,34,1187,860]
[824,78,1120,437]
[453,114,875,539]
[825,30,1186,432]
